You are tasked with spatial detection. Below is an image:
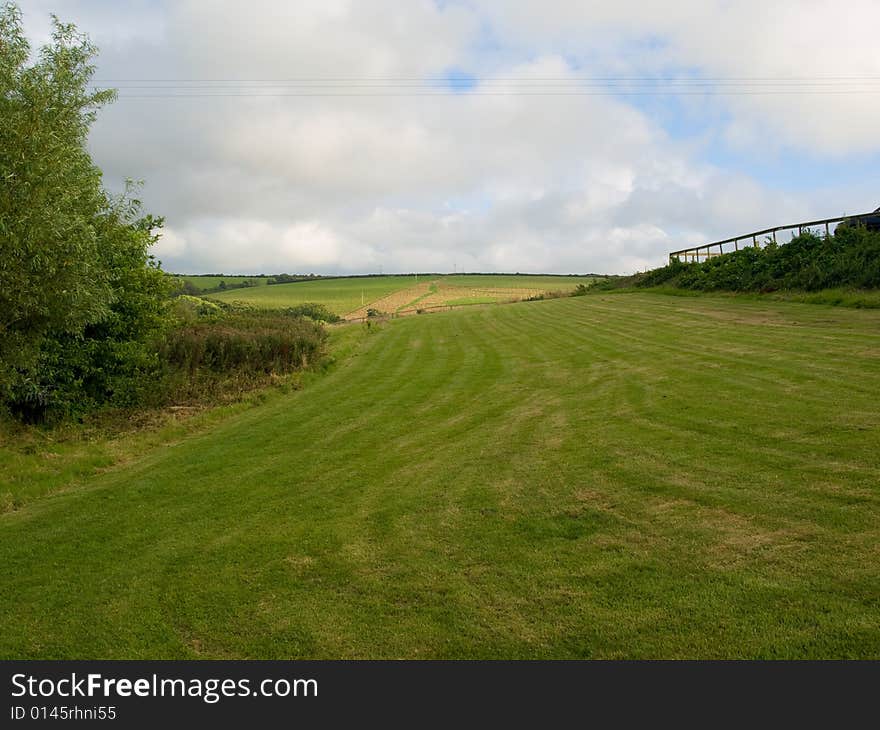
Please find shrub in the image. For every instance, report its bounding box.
[635,258,692,288]
[637,227,880,294]
[171,279,202,297]
[281,303,341,323]
[4,194,174,423]
[160,313,327,377]
[172,295,223,322]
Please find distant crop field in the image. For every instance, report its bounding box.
[3,292,878,658]
[445,296,497,306]
[209,274,598,317]
[210,275,420,314]
[349,275,597,318]
[175,275,270,291]
[441,274,592,289]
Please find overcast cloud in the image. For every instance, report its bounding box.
[18,1,880,274]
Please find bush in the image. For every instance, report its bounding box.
[634,258,694,288]
[156,311,328,404]
[160,312,327,377]
[172,295,223,322]
[4,193,174,423]
[637,226,880,294]
[171,279,202,297]
[280,303,341,323]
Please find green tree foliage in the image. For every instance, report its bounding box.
[1,6,113,379]
[268,273,312,285]
[0,4,172,420]
[22,196,174,419]
[278,302,341,323]
[172,279,203,297]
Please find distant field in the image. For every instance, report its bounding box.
[346,275,595,318]
[210,276,419,315]
[2,292,878,658]
[441,274,591,289]
[210,274,596,316]
[175,275,269,291]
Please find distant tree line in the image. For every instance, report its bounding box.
[170,273,321,296]
[268,273,319,285]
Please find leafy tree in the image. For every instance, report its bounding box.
[24,191,173,418]
[0,4,171,419]
[0,5,117,390]
[173,279,203,297]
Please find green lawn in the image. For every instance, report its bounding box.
[210,275,420,314]
[2,293,879,658]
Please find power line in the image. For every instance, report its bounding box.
[96,91,880,99]
[90,76,880,82]
[86,75,880,99]
[92,83,880,89]
[83,74,880,102]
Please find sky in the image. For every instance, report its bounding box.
[17,0,880,275]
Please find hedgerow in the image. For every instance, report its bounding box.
[637,226,880,293]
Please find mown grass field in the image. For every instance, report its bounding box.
[2,292,879,658]
[210,274,594,316]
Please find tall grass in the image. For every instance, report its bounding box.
[157,309,328,404]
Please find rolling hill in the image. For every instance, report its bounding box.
[2,293,878,658]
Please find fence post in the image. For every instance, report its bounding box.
[667,213,867,263]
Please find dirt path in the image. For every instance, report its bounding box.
[345,281,435,319]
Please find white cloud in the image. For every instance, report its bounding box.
[18,0,880,274]
[152,226,187,260]
[477,0,880,155]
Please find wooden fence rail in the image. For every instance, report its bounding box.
[668,209,879,264]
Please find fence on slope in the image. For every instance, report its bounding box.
[668,207,880,264]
